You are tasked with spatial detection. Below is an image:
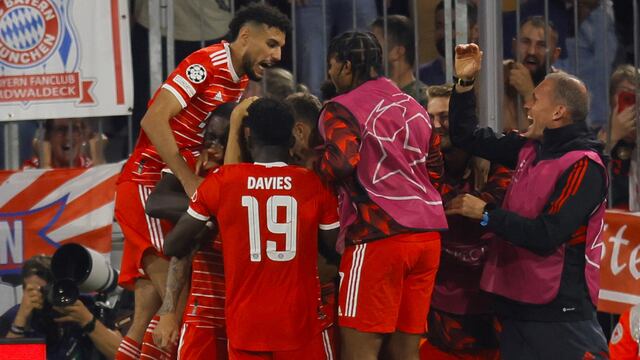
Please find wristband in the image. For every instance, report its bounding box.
[10,324,25,335]
[82,316,97,334]
[480,203,496,227]
[454,76,475,87]
[480,211,489,227]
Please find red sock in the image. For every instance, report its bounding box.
[140,315,176,360]
[115,336,141,360]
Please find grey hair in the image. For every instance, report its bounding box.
[546,72,590,124]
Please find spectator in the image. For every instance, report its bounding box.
[371,15,428,105]
[556,0,618,128]
[502,0,569,60]
[418,0,479,86]
[294,0,378,95]
[420,84,509,360]
[449,43,609,359]
[0,255,123,359]
[318,31,446,359]
[503,16,561,132]
[22,118,101,169]
[599,64,638,210]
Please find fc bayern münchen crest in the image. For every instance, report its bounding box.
[187,64,207,84]
[0,0,78,70]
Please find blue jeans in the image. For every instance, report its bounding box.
[294,0,378,95]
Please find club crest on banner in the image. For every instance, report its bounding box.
[0,0,95,107]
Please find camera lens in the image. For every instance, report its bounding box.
[47,279,79,307]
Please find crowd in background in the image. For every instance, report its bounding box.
[0,0,639,359]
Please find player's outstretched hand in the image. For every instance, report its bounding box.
[454,43,483,81]
[230,96,259,129]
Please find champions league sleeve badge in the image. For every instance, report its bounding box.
[186,64,207,84]
[0,0,95,108]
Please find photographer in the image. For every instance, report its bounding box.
[0,255,123,359]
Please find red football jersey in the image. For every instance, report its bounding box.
[183,237,226,328]
[160,150,226,327]
[120,41,249,185]
[188,162,340,351]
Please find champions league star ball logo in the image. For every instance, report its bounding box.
[187,64,207,84]
[0,0,62,69]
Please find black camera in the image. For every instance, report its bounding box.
[45,243,119,307]
[42,279,80,307]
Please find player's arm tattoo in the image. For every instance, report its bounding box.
[158,251,194,316]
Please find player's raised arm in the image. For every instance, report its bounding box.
[224,96,259,164]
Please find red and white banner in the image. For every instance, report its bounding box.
[0,162,123,275]
[0,0,133,121]
[598,210,640,314]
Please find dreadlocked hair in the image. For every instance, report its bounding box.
[328,31,383,85]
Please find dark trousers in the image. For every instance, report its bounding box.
[499,314,609,360]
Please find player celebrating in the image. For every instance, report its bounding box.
[114,5,290,359]
[318,31,446,360]
[164,98,339,359]
[144,104,235,359]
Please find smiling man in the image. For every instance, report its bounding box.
[446,43,609,360]
[114,4,290,359]
[22,118,93,169]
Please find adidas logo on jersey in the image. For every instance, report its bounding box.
[214,92,223,102]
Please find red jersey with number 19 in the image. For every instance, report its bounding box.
[187,162,340,352]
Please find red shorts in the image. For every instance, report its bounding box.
[115,181,171,289]
[228,329,334,360]
[338,232,440,334]
[177,321,227,360]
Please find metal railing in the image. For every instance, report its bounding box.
[1,0,636,173]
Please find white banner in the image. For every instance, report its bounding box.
[0,0,133,121]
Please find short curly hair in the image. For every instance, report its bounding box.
[245,98,294,146]
[229,2,291,40]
